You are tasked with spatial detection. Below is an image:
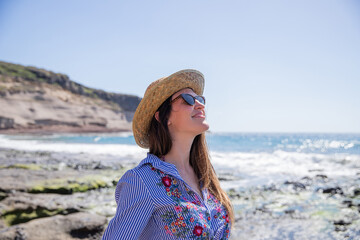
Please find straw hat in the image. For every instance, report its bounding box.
[132,69,205,148]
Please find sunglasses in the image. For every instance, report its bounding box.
[170,93,206,106]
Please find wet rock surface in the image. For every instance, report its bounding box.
[0,148,134,240]
[228,173,360,239]
[0,212,106,240]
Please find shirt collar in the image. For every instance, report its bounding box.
[140,153,207,198]
[139,153,183,180]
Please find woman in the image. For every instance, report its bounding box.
[102,69,234,239]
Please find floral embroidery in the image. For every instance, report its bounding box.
[149,163,230,239]
[162,176,172,187]
[193,225,203,236]
[207,192,231,239]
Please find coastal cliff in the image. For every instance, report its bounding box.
[0,61,141,133]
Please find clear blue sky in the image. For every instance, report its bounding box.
[1,0,359,133]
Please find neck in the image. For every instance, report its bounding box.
[163,134,195,172]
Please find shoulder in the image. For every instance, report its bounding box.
[118,154,156,182]
[114,168,153,204]
[114,156,157,203]
[126,153,162,181]
[129,158,156,181]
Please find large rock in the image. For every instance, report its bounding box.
[0,192,81,226]
[0,168,118,194]
[0,212,106,240]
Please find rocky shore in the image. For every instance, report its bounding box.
[0,147,136,240]
[1,146,360,239]
[227,173,360,239]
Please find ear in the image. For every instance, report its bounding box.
[155,111,160,122]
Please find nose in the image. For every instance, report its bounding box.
[194,99,205,109]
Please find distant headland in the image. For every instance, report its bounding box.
[0,61,141,134]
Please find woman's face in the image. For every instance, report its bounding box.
[167,88,209,137]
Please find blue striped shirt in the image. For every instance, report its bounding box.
[102,153,231,240]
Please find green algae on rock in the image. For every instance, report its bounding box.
[29,176,116,194]
[0,163,42,170]
[2,207,78,226]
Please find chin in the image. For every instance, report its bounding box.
[198,121,210,133]
[204,122,210,130]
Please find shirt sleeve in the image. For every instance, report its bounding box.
[102,169,154,240]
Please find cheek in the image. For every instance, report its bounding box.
[169,111,184,125]
[169,108,192,126]
[171,104,182,112]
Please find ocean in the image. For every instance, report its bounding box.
[1,132,359,189]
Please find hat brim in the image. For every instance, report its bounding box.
[132,69,205,148]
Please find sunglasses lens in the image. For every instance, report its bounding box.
[195,96,205,105]
[181,94,195,105]
[180,94,205,105]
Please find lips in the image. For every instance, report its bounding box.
[192,112,205,118]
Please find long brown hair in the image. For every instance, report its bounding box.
[148,95,235,225]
